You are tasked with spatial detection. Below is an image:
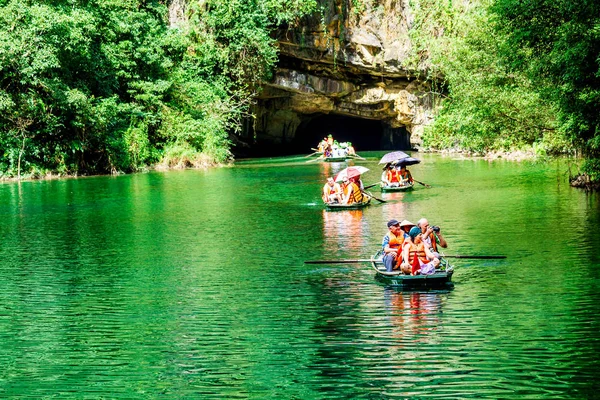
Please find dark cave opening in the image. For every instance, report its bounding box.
[293,114,382,153]
[291,114,411,155]
[233,113,411,157]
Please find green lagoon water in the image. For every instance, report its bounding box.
[1,152,599,398]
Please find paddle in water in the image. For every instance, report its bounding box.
[363,182,380,190]
[362,190,386,203]
[442,255,506,259]
[414,179,432,188]
[305,259,372,264]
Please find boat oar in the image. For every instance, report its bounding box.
[304,151,320,158]
[443,255,506,259]
[305,259,372,264]
[414,179,432,188]
[350,154,366,160]
[363,182,379,190]
[363,190,386,203]
[306,156,324,163]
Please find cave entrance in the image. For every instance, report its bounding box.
[233,111,412,157]
[292,114,410,154]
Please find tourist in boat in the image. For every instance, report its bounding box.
[417,218,448,253]
[398,165,414,185]
[346,142,356,156]
[382,219,408,273]
[402,226,439,275]
[341,177,364,205]
[318,138,328,154]
[331,143,343,158]
[326,134,334,147]
[322,177,342,203]
[381,164,392,186]
[351,175,364,191]
[387,165,402,187]
[399,220,416,239]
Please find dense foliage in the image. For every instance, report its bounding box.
[0,0,316,178]
[2,0,598,182]
[411,0,564,155]
[411,0,599,181]
[492,0,600,178]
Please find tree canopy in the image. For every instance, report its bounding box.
[0,0,317,178]
[411,0,599,182]
[1,0,598,184]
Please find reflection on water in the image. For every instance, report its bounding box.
[385,291,446,342]
[322,209,369,252]
[0,153,599,398]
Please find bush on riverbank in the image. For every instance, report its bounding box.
[0,0,316,180]
[411,0,600,186]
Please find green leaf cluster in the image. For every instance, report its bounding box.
[0,0,317,178]
[409,0,567,156]
[410,0,599,180]
[492,0,600,167]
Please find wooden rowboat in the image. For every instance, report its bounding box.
[325,197,371,210]
[380,181,415,192]
[370,252,454,289]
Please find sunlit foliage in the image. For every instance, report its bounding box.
[410,0,599,181]
[0,0,317,178]
[409,0,565,155]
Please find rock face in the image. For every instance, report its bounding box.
[244,0,440,155]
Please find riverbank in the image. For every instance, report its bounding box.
[4,148,597,191]
[0,157,228,183]
[425,147,600,190]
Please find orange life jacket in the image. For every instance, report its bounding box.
[350,182,364,203]
[407,243,429,274]
[387,169,400,183]
[342,182,362,204]
[385,232,403,270]
[388,237,403,250]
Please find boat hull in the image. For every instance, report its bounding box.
[380,182,414,192]
[324,156,350,162]
[371,257,454,289]
[325,198,371,210]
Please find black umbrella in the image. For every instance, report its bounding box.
[379,151,410,164]
[392,157,421,166]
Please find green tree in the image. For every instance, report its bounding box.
[409,0,564,155]
[0,0,318,178]
[491,0,600,180]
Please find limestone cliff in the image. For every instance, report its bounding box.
[247,0,440,154]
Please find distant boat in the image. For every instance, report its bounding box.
[370,252,454,289]
[306,153,365,163]
[325,197,371,210]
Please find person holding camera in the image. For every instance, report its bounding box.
[417,218,447,254]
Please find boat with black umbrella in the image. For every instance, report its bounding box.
[379,151,424,192]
